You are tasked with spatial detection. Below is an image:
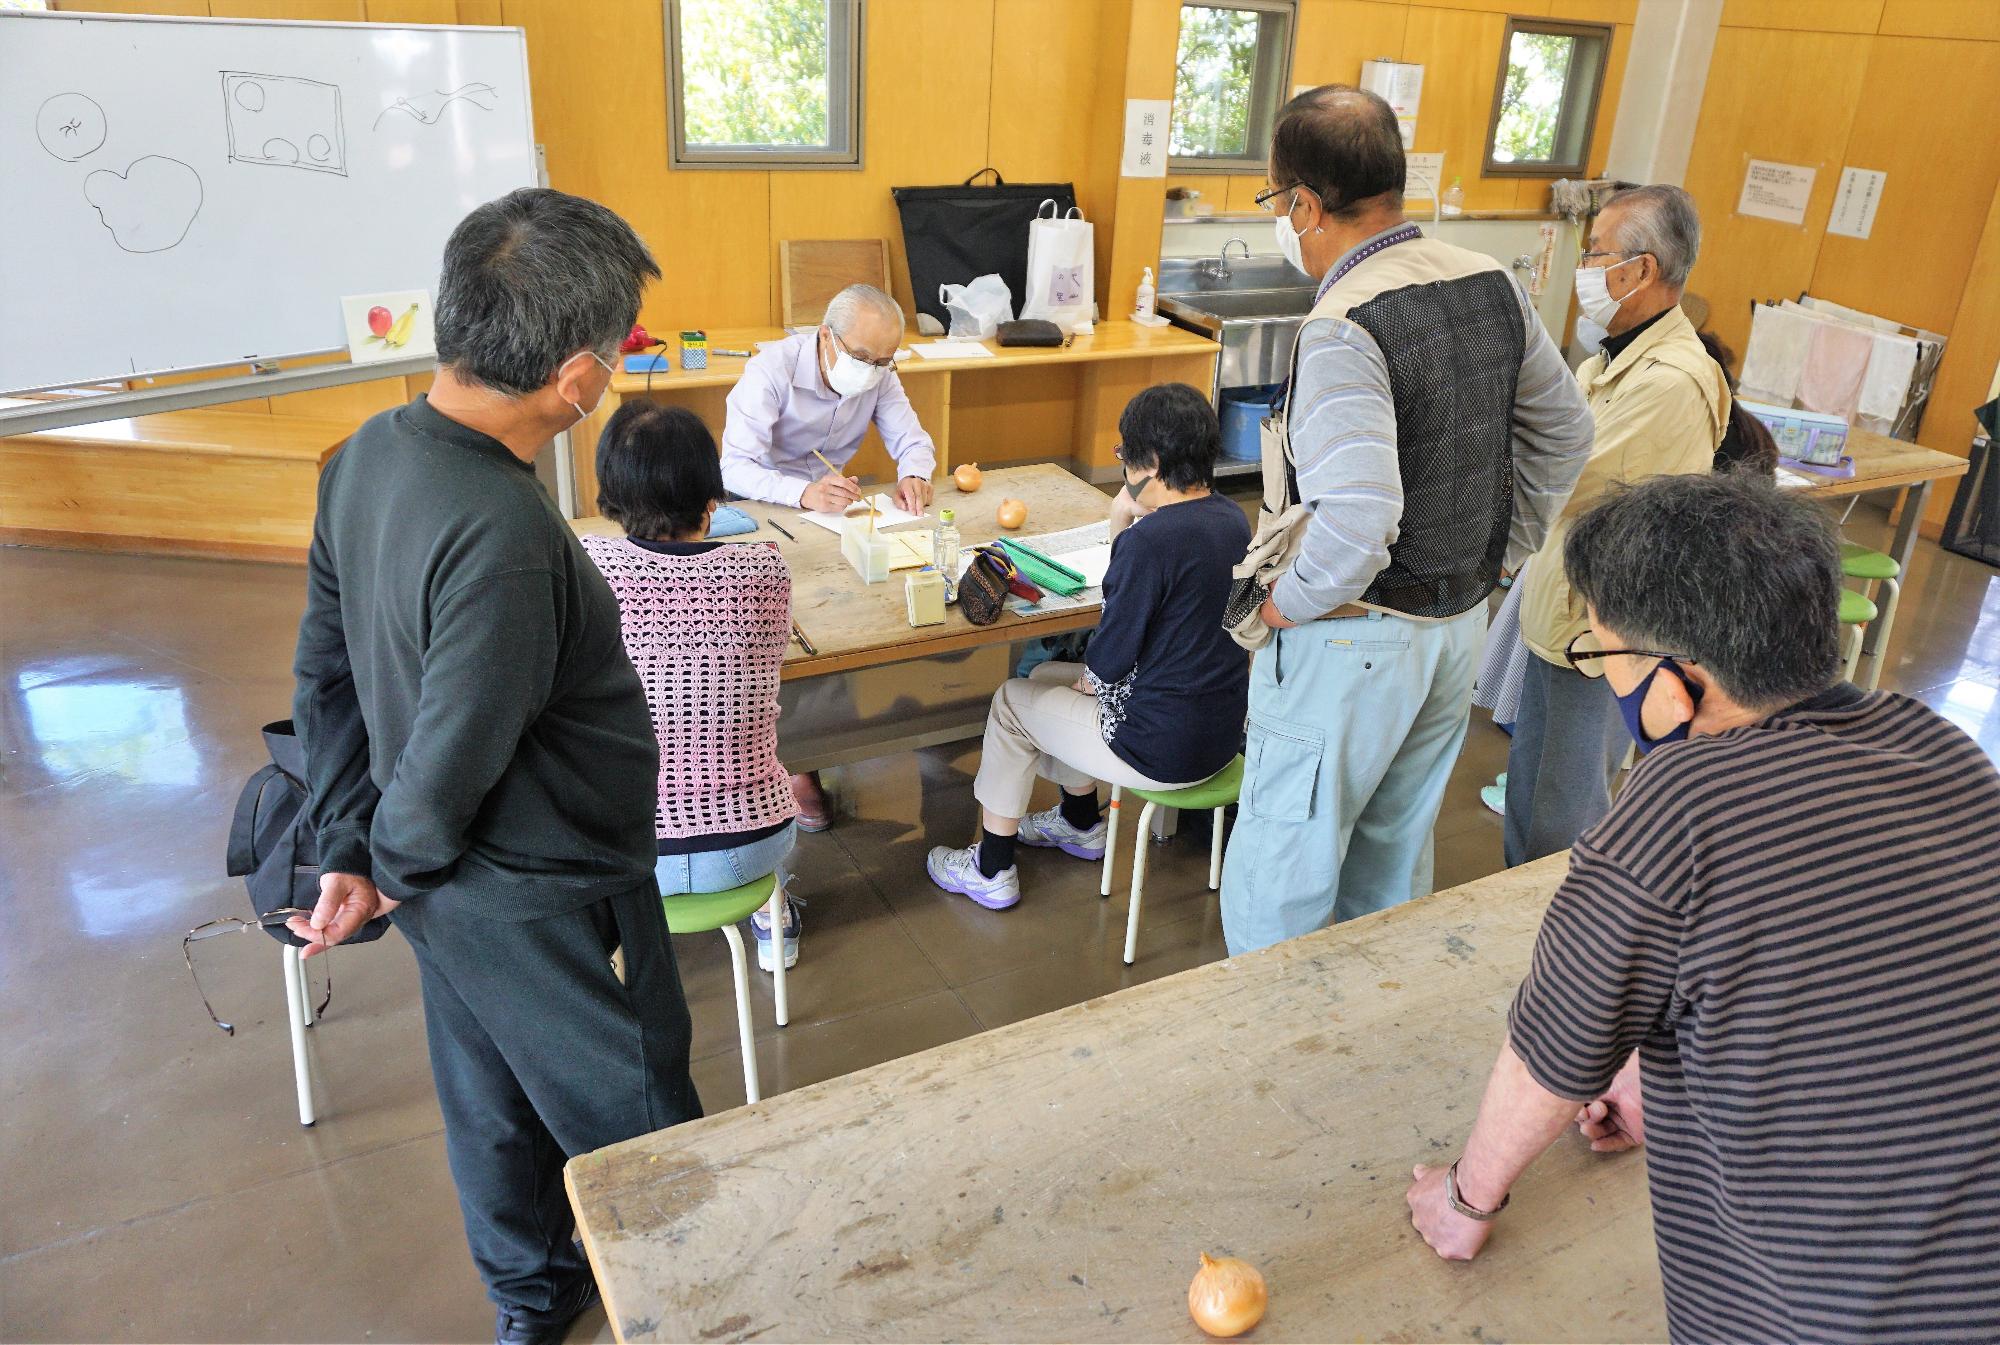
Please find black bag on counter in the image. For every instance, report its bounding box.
[893,168,1078,331]
[996,319,1068,348]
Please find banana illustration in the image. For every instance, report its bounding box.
[382,303,420,348]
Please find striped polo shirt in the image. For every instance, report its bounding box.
[1508,682,2000,1344]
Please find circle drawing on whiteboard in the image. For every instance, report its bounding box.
[234,80,267,112]
[261,137,301,164]
[83,156,204,254]
[37,93,108,162]
[307,133,332,161]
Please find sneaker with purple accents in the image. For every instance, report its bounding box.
[925,845,1022,910]
[1015,806,1107,861]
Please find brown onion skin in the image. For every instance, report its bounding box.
[1188,1252,1267,1338]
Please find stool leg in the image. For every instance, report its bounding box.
[721,925,760,1104]
[283,945,315,1127]
[1208,806,1225,891]
[1841,622,1865,683]
[1863,576,1899,691]
[768,884,789,1029]
[1125,801,1156,966]
[1101,785,1122,898]
[299,956,314,1028]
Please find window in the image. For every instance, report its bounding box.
[665,0,861,169]
[1170,0,1296,173]
[1483,17,1612,177]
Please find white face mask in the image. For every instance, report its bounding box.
[1273,193,1308,274]
[563,350,615,423]
[1573,314,1607,358]
[823,331,886,398]
[1572,255,1640,328]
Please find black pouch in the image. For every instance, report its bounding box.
[996,319,1068,348]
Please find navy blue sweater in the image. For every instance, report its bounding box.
[1085,492,1250,782]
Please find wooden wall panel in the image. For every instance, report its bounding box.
[1399,5,1525,212]
[1103,0,1181,319]
[1550,0,1636,21]
[1292,0,1409,85]
[1407,0,1549,15]
[362,0,461,23]
[1719,0,1883,33]
[988,0,1101,188]
[1678,24,1871,357]
[206,0,365,18]
[1808,36,2000,335]
[49,0,212,13]
[1879,0,2000,41]
[455,0,503,23]
[768,0,995,323]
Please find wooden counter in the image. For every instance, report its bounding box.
[570,320,1218,517]
[566,852,1668,1343]
[1801,425,1969,501]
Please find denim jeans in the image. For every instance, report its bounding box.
[653,822,796,896]
[1220,605,1487,954]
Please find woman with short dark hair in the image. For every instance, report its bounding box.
[926,384,1250,910]
[582,401,801,969]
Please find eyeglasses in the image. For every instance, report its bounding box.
[1563,630,1697,672]
[183,908,331,1035]
[1253,182,1312,214]
[829,327,896,370]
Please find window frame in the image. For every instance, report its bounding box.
[1167,0,1298,175]
[664,0,865,171]
[1481,16,1612,179]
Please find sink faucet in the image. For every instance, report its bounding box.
[1198,237,1253,283]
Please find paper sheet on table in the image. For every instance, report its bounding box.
[798,493,928,536]
[912,341,995,361]
[1776,467,1816,490]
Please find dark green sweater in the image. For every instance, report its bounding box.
[293,396,658,915]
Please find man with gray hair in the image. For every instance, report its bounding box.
[1503,183,1729,864]
[290,187,699,1345]
[720,281,937,516]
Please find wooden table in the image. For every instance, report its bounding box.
[573,463,1112,682]
[569,320,1218,516]
[1794,427,1969,662]
[566,853,1669,1343]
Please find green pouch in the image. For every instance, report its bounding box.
[997,539,1087,596]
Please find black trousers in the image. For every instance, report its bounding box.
[393,879,700,1312]
[1503,656,1629,866]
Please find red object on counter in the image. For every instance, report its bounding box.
[619,323,653,354]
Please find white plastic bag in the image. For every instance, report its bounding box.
[1020,198,1095,332]
[939,274,1014,341]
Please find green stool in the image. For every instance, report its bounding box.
[1101,756,1244,966]
[661,874,786,1104]
[1837,586,1879,687]
[1840,542,1901,691]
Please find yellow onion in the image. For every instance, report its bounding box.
[1187,1252,1266,1338]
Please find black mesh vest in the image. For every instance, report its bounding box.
[1343,270,1525,618]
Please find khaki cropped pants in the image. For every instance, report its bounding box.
[971,662,1197,819]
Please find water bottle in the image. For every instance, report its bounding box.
[935,508,961,602]
[1442,176,1465,218]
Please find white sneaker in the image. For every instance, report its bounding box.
[748,895,801,971]
[925,845,1022,910]
[1015,806,1107,861]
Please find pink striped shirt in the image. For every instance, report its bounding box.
[582,536,797,840]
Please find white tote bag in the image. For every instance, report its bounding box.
[1019,198,1095,332]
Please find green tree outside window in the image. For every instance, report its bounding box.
[1492,31,1576,164]
[1172,5,1261,159]
[680,0,830,148]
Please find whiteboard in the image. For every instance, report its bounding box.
[0,10,536,394]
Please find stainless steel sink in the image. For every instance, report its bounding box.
[1158,255,1313,294]
[1158,285,1318,390]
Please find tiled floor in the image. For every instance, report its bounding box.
[4,503,1996,1342]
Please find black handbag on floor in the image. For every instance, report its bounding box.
[893,168,1078,331]
[225,719,390,948]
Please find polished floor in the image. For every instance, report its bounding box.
[4,505,1997,1343]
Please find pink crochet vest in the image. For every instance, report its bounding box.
[581,536,797,839]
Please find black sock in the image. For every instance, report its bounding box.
[1060,788,1101,829]
[977,831,1016,877]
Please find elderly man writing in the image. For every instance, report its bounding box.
[291,188,699,1345]
[1503,185,1729,864]
[1407,473,2000,1344]
[721,283,936,515]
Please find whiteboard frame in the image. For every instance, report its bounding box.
[0,8,537,394]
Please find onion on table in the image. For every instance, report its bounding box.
[953,462,983,492]
[1188,1252,1267,1338]
[996,498,1028,530]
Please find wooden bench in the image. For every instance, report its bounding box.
[0,405,351,563]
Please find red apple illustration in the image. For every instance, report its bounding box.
[367,305,392,337]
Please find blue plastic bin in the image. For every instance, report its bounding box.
[1219,384,1279,462]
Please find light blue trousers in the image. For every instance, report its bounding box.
[1220,606,1487,954]
[653,823,796,897]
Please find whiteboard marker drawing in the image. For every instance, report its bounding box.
[83,156,203,253]
[220,71,347,176]
[373,82,499,131]
[37,93,108,162]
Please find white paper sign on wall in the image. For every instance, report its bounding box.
[1737,159,1816,226]
[1827,166,1887,240]
[1121,99,1170,178]
[1406,152,1445,201]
